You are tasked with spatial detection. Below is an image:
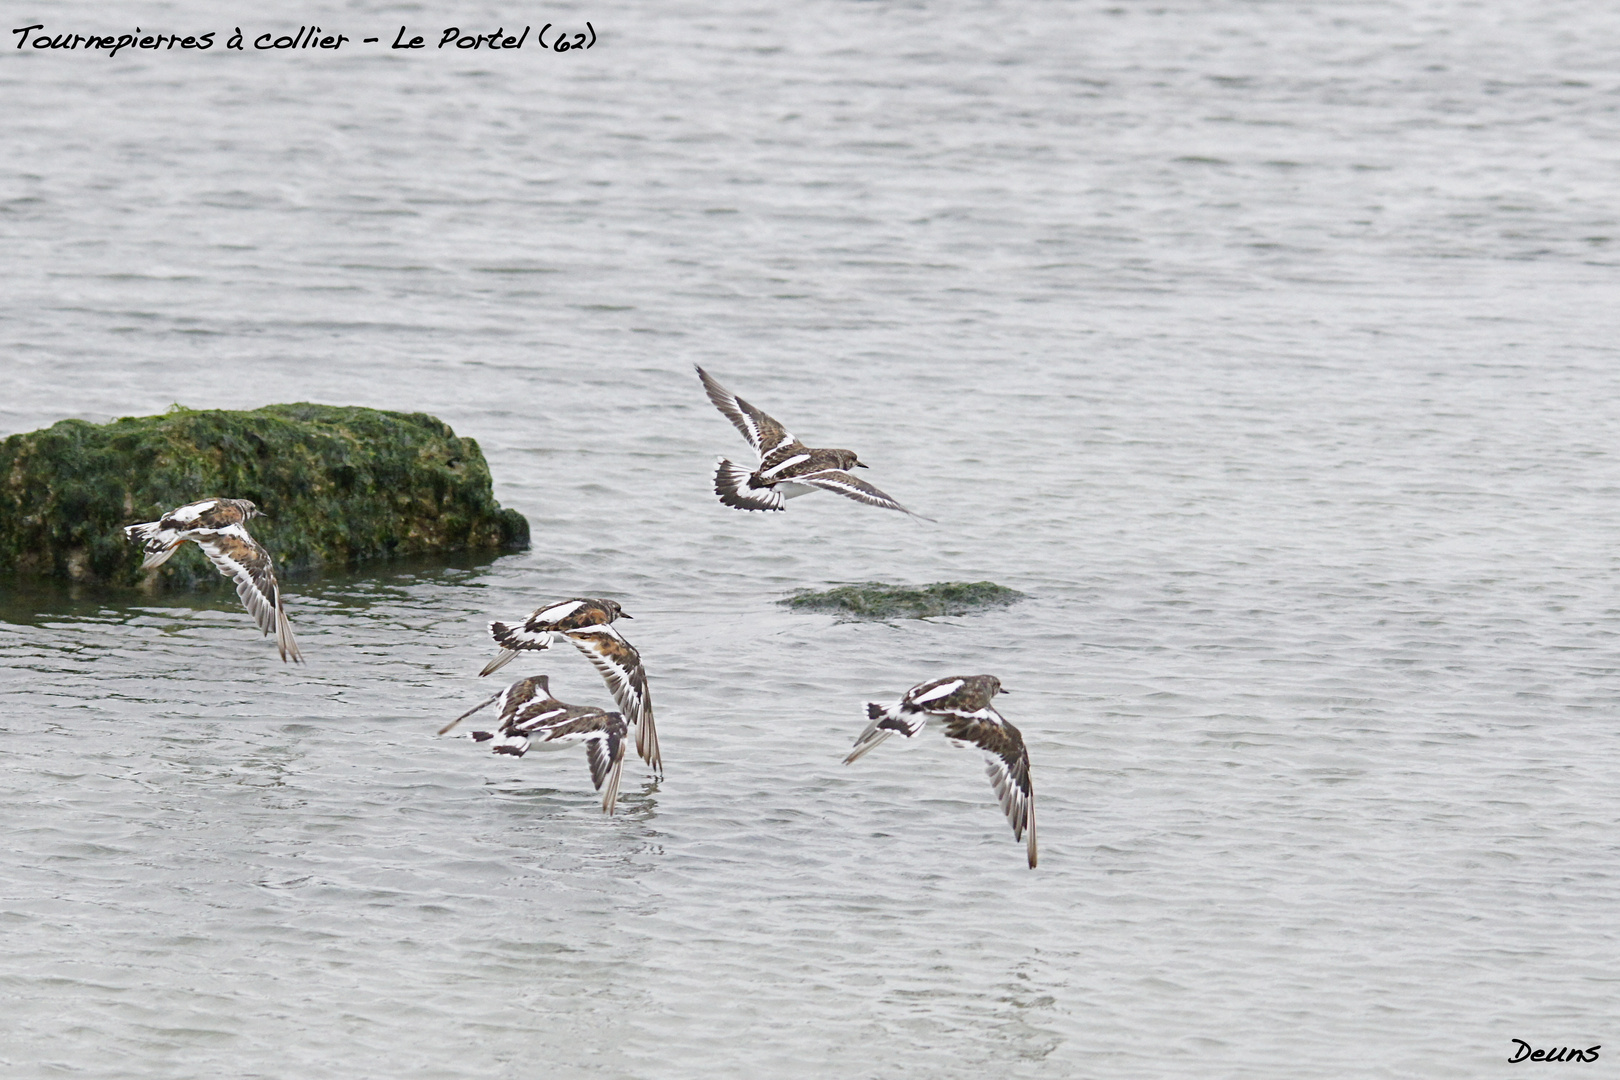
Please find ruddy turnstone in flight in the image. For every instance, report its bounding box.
[440,674,627,814]
[844,674,1036,868]
[123,498,303,664]
[480,598,627,675]
[695,365,929,518]
[479,598,659,777]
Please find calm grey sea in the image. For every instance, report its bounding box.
[3,1,1619,1076]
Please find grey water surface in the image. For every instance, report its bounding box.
[3,1,1619,1077]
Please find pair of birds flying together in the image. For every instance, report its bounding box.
[437,596,658,816]
[118,370,1035,864]
[692,369,1039,863]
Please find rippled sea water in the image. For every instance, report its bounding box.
[4,1,1619,1076]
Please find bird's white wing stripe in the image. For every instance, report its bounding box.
[534,599,586,623]
[760,453,811,480]
[170,500,216,524]
[793,471,910,512]
[737,408,764,451]
[720,385,764,450]
[910,679,964,705]
[509,706,571,734]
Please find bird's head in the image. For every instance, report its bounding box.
[832,449,867,470]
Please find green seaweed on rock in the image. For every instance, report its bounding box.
[0,403,529,589]
[781,581,1026,619]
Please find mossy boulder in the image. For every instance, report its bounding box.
[0,403,529,588]
[781,581,1026,619]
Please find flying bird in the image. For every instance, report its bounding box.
[845,674,1035,868]
[479,598,659,777]
[695,365,929,518]
[123,498,303,664]
[480,597,627,676]
[440,674,627,814]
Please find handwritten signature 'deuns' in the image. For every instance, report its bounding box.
[1509,1040,1600,1063]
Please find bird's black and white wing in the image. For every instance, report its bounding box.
[696,365,796,457]
[562,624,659,777]
[570,712,628,814]
[488,697,573,756]
[439,692,499,735]
[188,525,303,664]
[587,726,626,814]
[943,712,1036,869]
[790,469,928,519]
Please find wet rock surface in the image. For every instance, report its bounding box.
[0,403,529,588]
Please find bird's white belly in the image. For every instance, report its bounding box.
[778,481,816,498]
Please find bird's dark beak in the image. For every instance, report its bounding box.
[998,687,1012,694]
[620,612,634,619]
[856,462,869,468]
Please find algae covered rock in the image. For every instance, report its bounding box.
[0,403,529,588]
[781,581,1026,619]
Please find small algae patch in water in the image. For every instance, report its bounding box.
[781,581,1026,619]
